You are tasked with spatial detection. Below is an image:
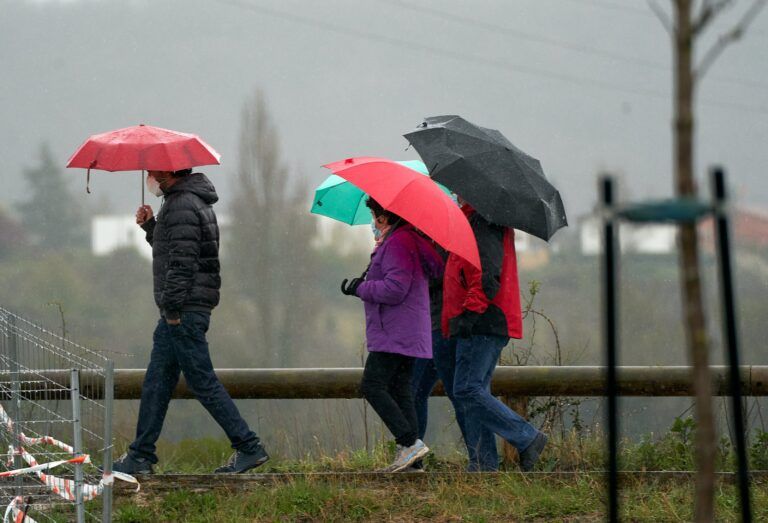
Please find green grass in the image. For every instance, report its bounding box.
[103,424,768,522]
[144,420,768,475]
[112,474,768,522]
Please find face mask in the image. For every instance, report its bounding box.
[146,176,164,197]
[371,220,382,241]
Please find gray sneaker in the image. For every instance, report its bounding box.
[519,432,548,472]
[214,445,269,474]
[384,440,430,473]
[111,453,153,475]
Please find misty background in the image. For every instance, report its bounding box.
[1,0,767,458]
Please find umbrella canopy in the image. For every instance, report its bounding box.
[66,124,221,172]
[404,115,567,241]
[323,157,480,269]
[311,160,452,225]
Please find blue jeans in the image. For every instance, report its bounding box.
[432,331,499,471]
[454,335,538,466]
[129,312,260,463]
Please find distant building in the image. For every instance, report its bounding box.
[91,214,231,260]
[578,214,677,256]
[514,230,551,270]
[699,207,768,251]
[92,215,152,260]
[311,216,375,255]
[578,205,768,256]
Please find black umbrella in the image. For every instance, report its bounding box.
[404,115,567,241]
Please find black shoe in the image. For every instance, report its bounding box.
[112,453,154,475]
[519,432,548,472]
[214,445,269,474]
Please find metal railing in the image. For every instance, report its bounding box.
[5,365,767,399]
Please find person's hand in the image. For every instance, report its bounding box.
[166,317,181,326]
[340,278,363,296]
[136,205,154,226]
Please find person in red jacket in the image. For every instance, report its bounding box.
[436,201,547,471]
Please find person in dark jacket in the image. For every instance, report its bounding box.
[439,202,547,472]
[341,198,444,472]
[112,169,268,475]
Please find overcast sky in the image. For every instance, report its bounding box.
[2,0,767,220]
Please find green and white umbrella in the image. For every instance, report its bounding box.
[310,160,451,225]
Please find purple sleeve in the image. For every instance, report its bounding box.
[356,236,416,305]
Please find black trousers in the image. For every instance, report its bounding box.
[361,351,418,447]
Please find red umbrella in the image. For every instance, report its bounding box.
[323,156,481,269]
[66,124,221,203]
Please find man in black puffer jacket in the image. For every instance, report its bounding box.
[112,169,268,475]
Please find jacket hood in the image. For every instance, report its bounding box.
[166,172,219,204]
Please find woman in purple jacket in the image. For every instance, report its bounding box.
[341,198,444,472]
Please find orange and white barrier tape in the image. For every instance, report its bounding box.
[1,402,139,507]
[0,404,74,454]
[3,496,38,523]
[15,447,138,502]
[0,451,88,478]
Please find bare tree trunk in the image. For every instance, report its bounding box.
[673,2,716,520]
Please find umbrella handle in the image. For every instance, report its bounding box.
[141,170,145,206]
[86,160,96,194]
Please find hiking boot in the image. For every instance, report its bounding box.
[112,453,153,475]
[519,432,548,472]
[214,445,269,474]
[385,440,430,473]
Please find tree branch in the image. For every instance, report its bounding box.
[693,0,735,35]
[648,0,673,34]
[696,0,768,79]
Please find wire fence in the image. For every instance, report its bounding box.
[0,307,116,523]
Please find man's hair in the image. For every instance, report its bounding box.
[172,168,193,178]
[366,197,405,225]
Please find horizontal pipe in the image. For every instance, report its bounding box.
[2,366,768,400]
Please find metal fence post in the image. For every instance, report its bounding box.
[600,176,620,523]
[8,315,24,498]
[102,361,114,523]
[711,167,751,523]
[71,369,85,523]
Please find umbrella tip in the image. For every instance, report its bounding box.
[344,158,354,165]
[139,123,145,126]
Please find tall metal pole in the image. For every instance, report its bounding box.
[71,369,85,523]
[101,361,114,523]
[600,176,619,523]
[8,315,23,498]
[711,167,751,522]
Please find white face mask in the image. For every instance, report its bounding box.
[371,220,382,241]
[146,176,163,197]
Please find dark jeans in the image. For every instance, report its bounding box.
[432,332,499,471]
[454,335,538,465]
[129,312,260,463]
[411,356,438,440]
[361,351,418,447]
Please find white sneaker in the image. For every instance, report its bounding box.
[386,440,430,473]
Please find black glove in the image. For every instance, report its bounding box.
[340,277,363,296]
[451,311,481,338]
